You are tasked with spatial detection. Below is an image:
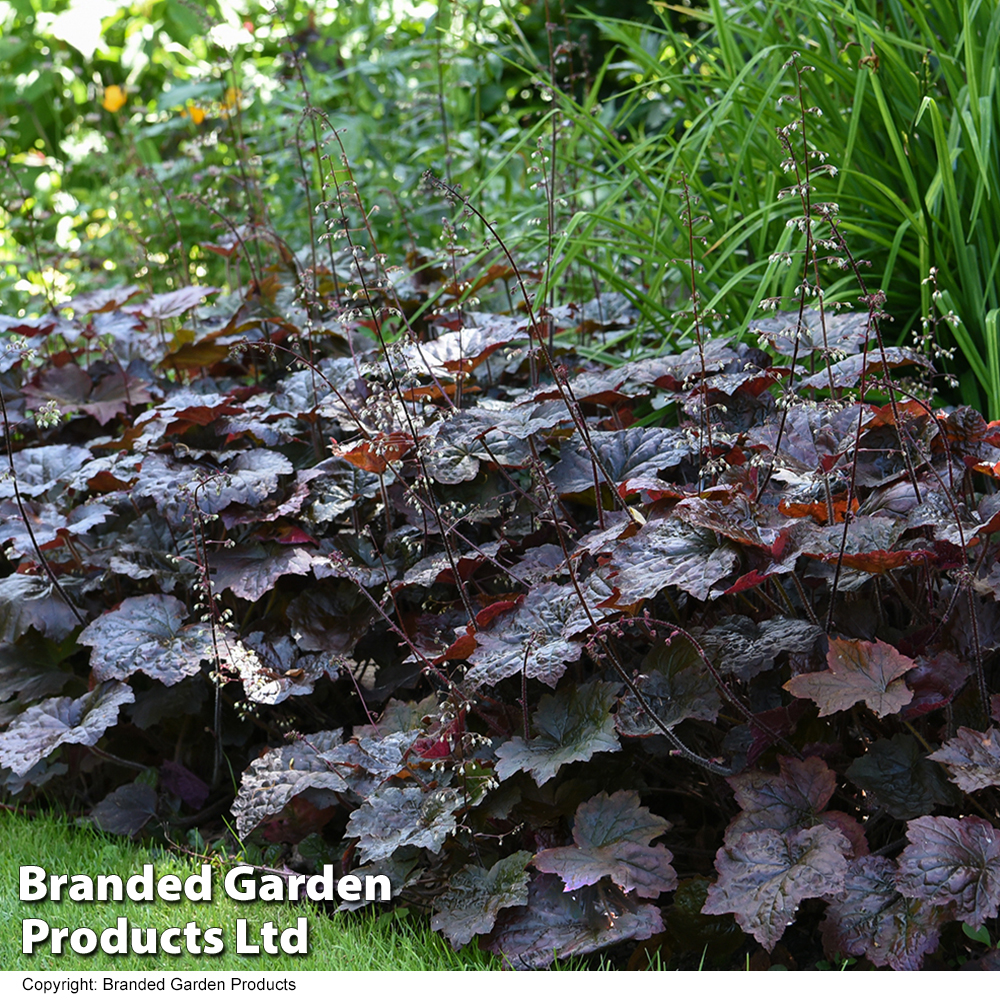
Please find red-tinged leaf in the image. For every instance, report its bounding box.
[79,594,217,687]
[702,824,850,951]
[345,785,463,864]
[401,326,519,378]
[476,599,520,629]
[845,734,956,820]
[465,582,583,688]
[231,730,347,838]
[672,495,765,547]
[783,636,914,717]
[494,679,620,786]
[928,727,1000,793]
[606,518,739,604]
[430,852,533,948]
[125,286,218,319]
[726,756,836,839]
[21,363,91,416]
[438,632,477,663]
[331,431,412,474]
[746,702,809,765]
[898,816,1000,929]
[481,873,664,969]
[779,496,857,524]
[0,682,134,777]
[820,855,946,970]
[903,650,970,719]
[533,790,677,898]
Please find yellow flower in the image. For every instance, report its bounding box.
[102,85,126,112]
[181,104,207,125]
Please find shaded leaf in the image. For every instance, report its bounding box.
[494,680,620,785]
[533,790,676,898]
[0,682,134,777]
[90,782,158,837]
[286,581,373,654]
[481,873,663,969]
[345,785,463,864]
[898,816,1000,929]
[0,574,83,642]
[929,727,1000,792]
[616,637,720,735]
[698,616,823,682]
[160,760,210,810]
[703,824,850,951]
[820,855,946,970]
[846,734,956,820]
[783,636,913,717]
[79,594,216,686]
[430,851,533,948]
[231,730,346,839]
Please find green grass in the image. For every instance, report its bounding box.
[0,810,502,972]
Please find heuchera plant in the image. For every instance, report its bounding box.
[1,77,998,970]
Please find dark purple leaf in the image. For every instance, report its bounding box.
[820,855,946,970]
[749,309,870,356]
[845,734,956,820]
[0,444,91,499]
[928,727,1000,793]
[345,785,463,864]
[79,594,217,686]
[615,637,720,735]
[466,582,584,689]
[160,760,210,809]
[606,517,738,603]
[210,545,315,602]
[0,574,83,642]
[898,816,1000,928]
[698,615,823,681]
[481,873,664,969]
[702,824,850,951]
[430,851,533,948]
[494,679,620,786]
[231,730,347,838]
[783,636,913,717]
[533,790,676,898]
[286,581,373,654]
[80,370,153,425]
[319,730,423,799]
[726,755,836,838]
[0,682,134,777]
[90,782,158,837]
[551,427,694,496]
